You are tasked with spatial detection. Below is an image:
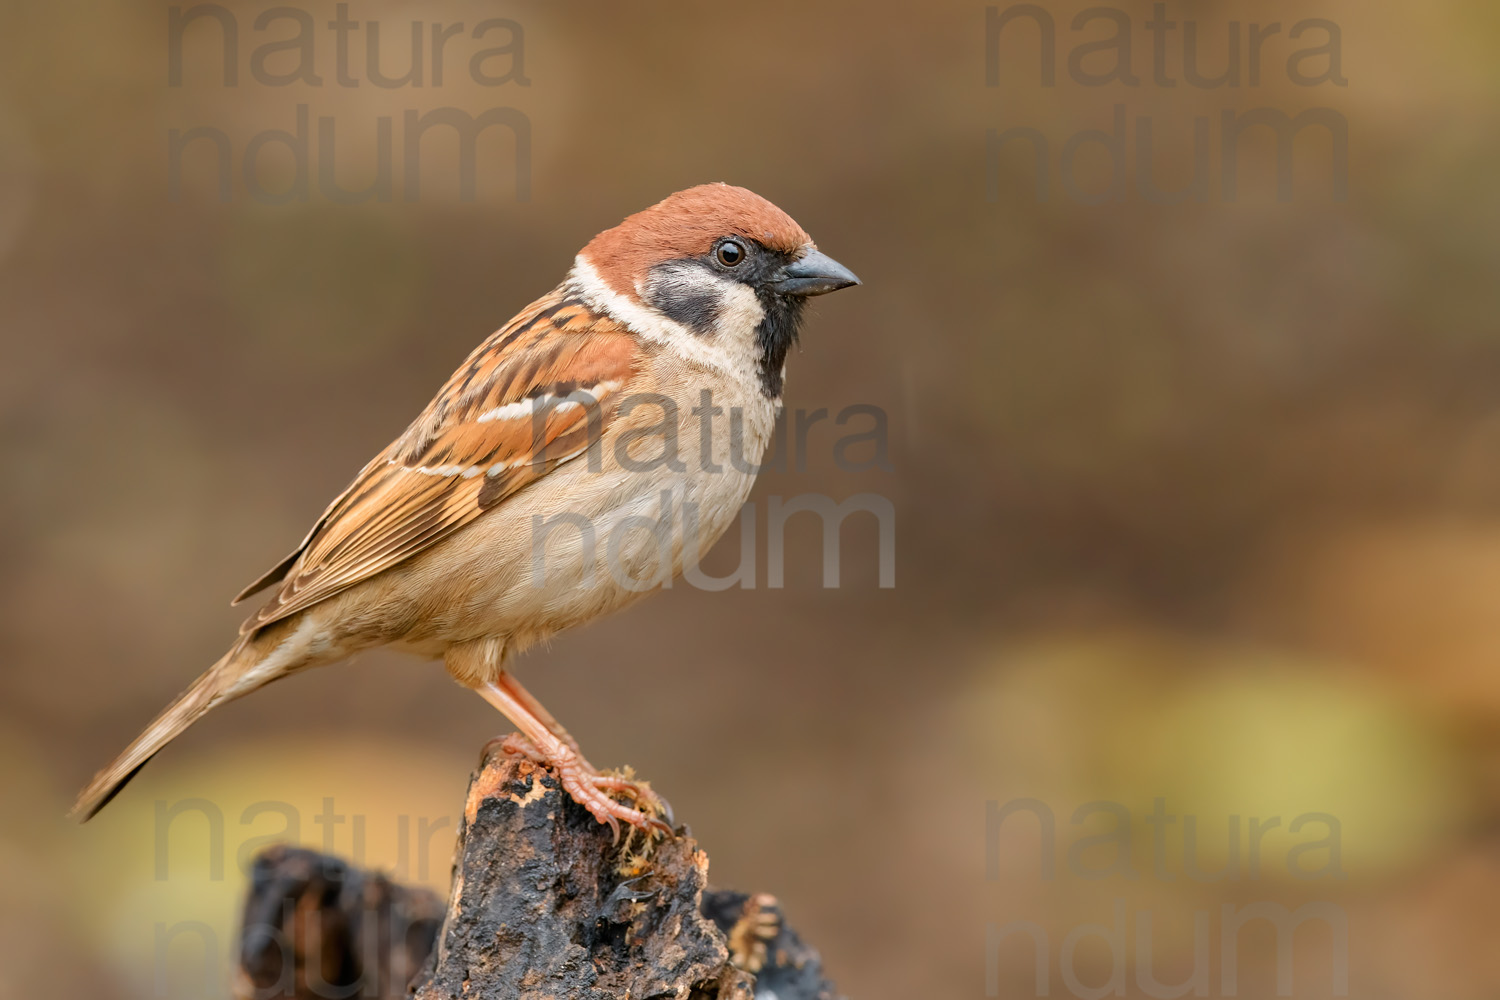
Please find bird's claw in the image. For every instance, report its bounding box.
[490,734,672,841]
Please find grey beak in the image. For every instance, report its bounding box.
[772,249,862,297]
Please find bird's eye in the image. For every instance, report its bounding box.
[716,240,745,267]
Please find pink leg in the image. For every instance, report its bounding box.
[495,671,584,758]
[475,674,671,840]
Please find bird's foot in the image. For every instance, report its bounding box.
[481,731,591,771]
[494,734,673,841]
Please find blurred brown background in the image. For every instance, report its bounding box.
[2,0,1498,997]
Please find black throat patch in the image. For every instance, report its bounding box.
[753,289,805,399]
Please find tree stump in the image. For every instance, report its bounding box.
[236,753,840,1000]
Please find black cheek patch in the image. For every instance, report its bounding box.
[658,287,721,336]
[645,262,722,336]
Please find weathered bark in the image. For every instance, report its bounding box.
[237,753,839,1000]
[236,845,444,1000]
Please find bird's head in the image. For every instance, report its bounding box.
[572,183,860,398]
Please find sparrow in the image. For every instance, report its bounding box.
[73,183,860,835]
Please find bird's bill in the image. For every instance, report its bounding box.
[772,249,861,297]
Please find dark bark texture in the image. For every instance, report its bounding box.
[237,753,839,1000]
[236,845,445,1000]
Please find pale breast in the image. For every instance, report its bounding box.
[370,355,778,654]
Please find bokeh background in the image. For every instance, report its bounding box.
[2,0,1498,997]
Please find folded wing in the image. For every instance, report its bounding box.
[235,290,639,634]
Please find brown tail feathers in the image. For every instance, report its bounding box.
[72,639,259,821]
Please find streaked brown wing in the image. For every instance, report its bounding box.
[236,288,639,635]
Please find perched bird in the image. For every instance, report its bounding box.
[73,183,860,835]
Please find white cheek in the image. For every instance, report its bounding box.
[714,281,765,341]
[686,277,765,377]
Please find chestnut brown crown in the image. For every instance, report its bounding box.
[579,183,814,298]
